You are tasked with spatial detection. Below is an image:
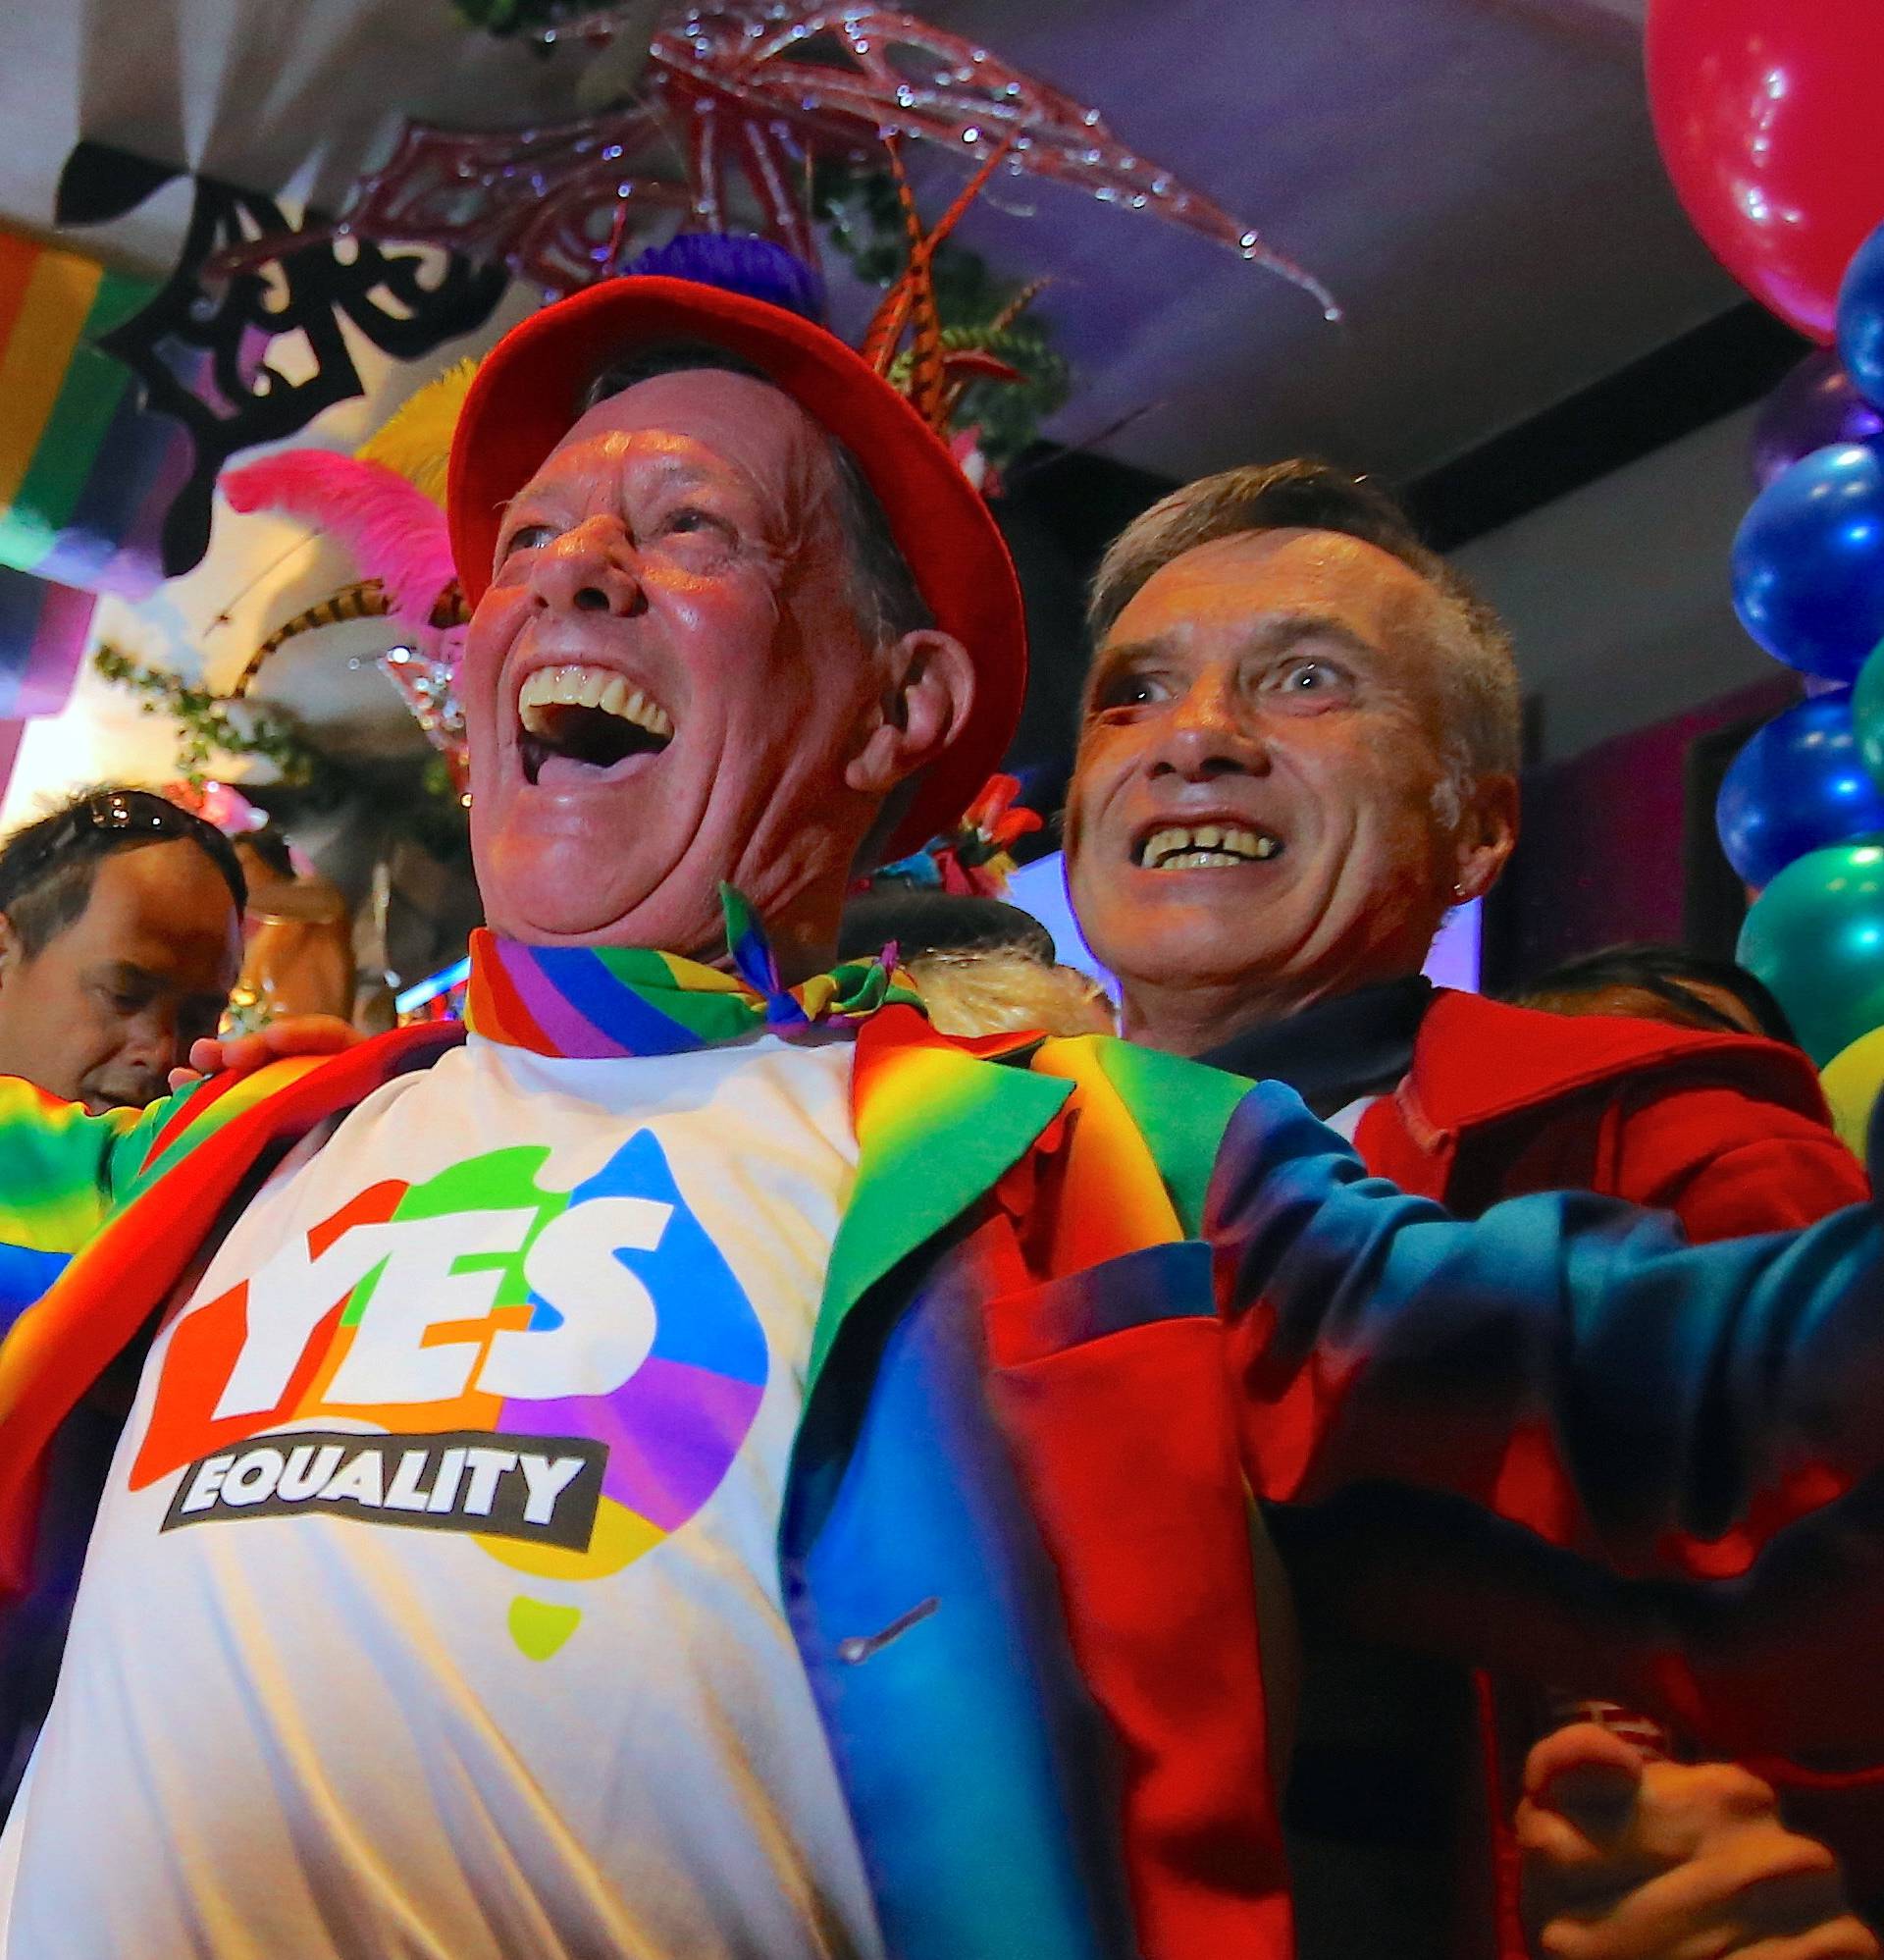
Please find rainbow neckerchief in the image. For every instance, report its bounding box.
[464,886,922,1060]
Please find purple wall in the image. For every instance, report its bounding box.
[1490,672,1799,986]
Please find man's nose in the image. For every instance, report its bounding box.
[530,519,648,618]
[1151,676,1268,781]
[118,1006,182,1082]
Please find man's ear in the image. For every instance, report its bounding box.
[1452,771,1519,903]
[845,628,977,798]
[0,913,25,990]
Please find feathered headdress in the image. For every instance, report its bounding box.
[218,360,479,699]
[865,772,1043,899]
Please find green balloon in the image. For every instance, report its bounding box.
[1740,837,1884,1064]
[1853,638,1884,791]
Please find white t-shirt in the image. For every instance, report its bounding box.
[0,1031,885,1960]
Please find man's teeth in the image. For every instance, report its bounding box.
[517,665,674,742]
[1140,824,1280,870]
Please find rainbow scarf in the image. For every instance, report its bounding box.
[464,887,923,1060]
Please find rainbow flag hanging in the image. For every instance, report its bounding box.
[0,230,184,600]
[0,567,94,721]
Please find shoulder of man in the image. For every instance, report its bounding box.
[1401,987,1836,1135]
[1364,989,1864,1237]
[1025,1032,1258,1239]
[110,1021,465,1209]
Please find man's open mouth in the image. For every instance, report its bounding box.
[1134,823,1282,871]
[517,664,674,784]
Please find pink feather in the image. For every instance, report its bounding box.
[221,452,456,630]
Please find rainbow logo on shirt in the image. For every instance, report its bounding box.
[130,1134,769,1658]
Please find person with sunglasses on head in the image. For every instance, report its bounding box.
[0,789,244,1816]
[0,788,246,1116]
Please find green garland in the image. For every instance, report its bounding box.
[93,645,471,861]
[93,644,332,791]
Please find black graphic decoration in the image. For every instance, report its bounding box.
[53,141,509,579]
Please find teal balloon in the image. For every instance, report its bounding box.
[1853,638,1884,788]
[1739,838,1884,1063]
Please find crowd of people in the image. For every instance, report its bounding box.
[0,243,1874,1959]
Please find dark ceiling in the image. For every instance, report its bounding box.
[930,0,1739,486]
[0,0,1742,491]
[0,0,1775,822]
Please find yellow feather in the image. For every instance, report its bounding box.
[354,358,480,503]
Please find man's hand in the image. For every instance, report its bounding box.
[168,1015,362,1090]
[1519,1723,1878,1960]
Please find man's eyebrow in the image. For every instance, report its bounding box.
[1083,638,1170,705]
[636,454,724,491]
[81,961,158,994]
[504,450,756,526]
[1238,612,1380,661]
[1084,613,1381,703]
[1093,636,1170,670]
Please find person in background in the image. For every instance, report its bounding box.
[1062,459,1877,1957]
[0,797,350,1815]
[0,787,244,1810]
[226,824,354,1028]
[1514,941,1799,1045]
[838,889,1115,1036]
[0,787,245,1114]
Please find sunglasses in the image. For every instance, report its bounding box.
[0,789,248,916]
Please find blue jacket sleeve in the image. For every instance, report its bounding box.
[1209,1080,1884,1575]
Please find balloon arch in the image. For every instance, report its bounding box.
[1644,0,1884,1141]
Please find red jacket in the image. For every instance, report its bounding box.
[1356,989,1866,1241]
[1340,989,1874,1953]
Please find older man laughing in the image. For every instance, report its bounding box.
[0,249,1883,1960]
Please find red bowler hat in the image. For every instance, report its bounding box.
[446,270,1027,860]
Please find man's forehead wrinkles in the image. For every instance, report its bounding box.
[1240,611,1381,659]
[1100,611,1380,668]
[532,429,752,495]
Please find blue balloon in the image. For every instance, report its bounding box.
[1839,221,1884,411]
[1732,441,1884,681]
[1716,690,1884,887]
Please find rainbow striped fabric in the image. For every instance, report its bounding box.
[0,888,916,1307]
[0,1054,348,1270]
[0,229,182,599]
[0,1045,388,1350]
[0,565,94,723]
[464,887,923,1059]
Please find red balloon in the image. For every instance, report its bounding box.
[1647,0,1884,343]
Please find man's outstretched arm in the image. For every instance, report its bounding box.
[1212,1081,1884,1581]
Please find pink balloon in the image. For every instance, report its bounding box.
[1647,0,1884,343]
